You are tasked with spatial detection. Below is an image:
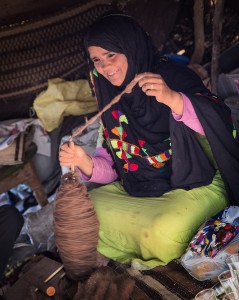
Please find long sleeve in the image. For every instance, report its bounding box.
[172,93,205,136]
[88,147,118,183]
[81,122,118,184]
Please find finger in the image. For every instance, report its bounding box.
[59,157,74,166]
[138,76,162,88]
[60,142,72,154]
[59,151,74,163]
[134,72,146,82]
[141,82,158,93]
[144,89,157,97]
[59,151,74,159]
[135,72,158,81]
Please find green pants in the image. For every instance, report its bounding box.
[89,171,228,269]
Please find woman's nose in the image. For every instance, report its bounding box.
[101,59,110,69]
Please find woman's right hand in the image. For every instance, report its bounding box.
[59,140,93,177]
[135,72,183,115]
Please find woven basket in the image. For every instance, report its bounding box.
[0,0,112,121]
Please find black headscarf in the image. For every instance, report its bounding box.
[84,13,239,201]
[84,13,172,142]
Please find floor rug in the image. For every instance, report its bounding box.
[107,260,215,300]
[3,255,216,300]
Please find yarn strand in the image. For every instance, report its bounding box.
[71,78,137,138]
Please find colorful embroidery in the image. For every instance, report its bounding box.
[105,110,172,172]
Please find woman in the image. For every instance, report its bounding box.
[59,13,239,269]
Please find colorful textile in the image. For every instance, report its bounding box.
[82,94,205,184]
[189,206,239,257]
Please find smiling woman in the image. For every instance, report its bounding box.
[59,11,239,270]
[88,46,128,86]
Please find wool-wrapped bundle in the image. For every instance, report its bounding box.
[53,172,99,280]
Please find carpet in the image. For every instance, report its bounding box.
[107,260,215,300]
[3,255,216,300]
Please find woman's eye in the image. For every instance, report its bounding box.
[108,53,115,58]
[92,58,100,63]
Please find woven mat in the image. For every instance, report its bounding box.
[106,260,215,300]
[3,255,216,300]
[0,0,112,120]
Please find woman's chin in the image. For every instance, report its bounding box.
[108,76,124,87]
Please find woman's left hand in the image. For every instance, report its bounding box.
[135,72,183,115]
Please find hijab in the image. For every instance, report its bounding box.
[84,13,172,138]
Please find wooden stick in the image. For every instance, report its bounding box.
[211,0,224,93]
[190,0,205,65]
[69,138,75,173]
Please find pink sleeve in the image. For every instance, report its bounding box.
[172,93,205,136]
[81,147,118,184]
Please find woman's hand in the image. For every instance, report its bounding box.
[135,72,183,115]
[59,141,93,177]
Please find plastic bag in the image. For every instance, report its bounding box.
[181,206,239,281]
[33,78,97,132]
[21,201,55,253]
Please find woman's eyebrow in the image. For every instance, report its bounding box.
[90,51,111,60]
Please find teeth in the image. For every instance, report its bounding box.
[108,70,117,76]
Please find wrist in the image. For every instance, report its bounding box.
[77,155,94,177]
[169,92,183,115]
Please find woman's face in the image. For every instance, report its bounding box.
[88,46,128,86]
